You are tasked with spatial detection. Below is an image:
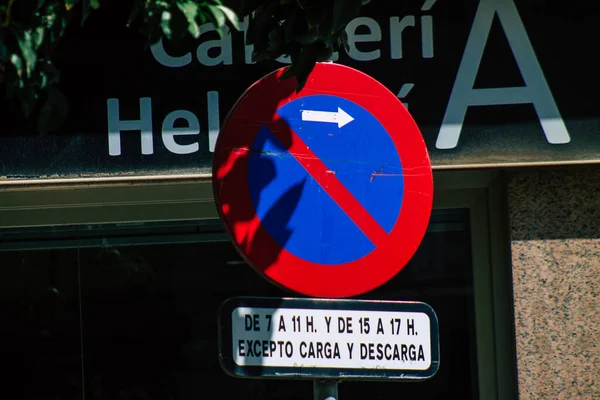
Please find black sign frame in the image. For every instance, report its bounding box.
[217,296,440,381]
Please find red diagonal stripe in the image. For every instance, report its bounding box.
[266,118,389,247]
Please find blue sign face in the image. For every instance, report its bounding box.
[248,94,404,265]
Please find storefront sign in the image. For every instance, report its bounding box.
[218,297,440,380]
[2,0,599,180]
[213,63,432,298]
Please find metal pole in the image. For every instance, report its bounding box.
[313,379,339,400]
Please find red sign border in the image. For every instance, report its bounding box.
[213,63,433,298]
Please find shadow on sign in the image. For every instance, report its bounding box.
[213,73,303,288]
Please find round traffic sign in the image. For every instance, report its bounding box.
[213,63,433,298]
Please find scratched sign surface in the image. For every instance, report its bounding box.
[213,63,433,298]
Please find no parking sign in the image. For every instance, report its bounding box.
[213,63,433,298]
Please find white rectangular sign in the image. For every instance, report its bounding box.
[232,307,431,370]
[219,297,439,380]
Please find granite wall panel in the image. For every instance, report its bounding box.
[508,167,600,399]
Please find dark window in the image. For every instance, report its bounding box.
[0,208,476,400]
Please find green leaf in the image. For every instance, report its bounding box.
[177,1,201,38]
[253,24,286,62]
[0,6,8,28]
[160,9,173,39]
[337,29,349,52]
[33,26,45,50]
[126,0,143,27]
[41,4,71,55]
[207,4,226,28]
[161,4,191,41]
[238,0,263,16]
[283,9,299,44]
[316,43,333,61]
[36,68,48,89]
[82,0,91,25]
[245,1,279,46]
[10,53,23,73]
[296,26,318,44]
[4,73,19,99]
[280,42,318,92]
[332,0,362,34]
[17,31,38,78]
[65,0,79,11]
[245,15,258,45]
[304,6,322,27]
[141,8,163,47]
[38,84,69,135]
[216,5,240,30]
[17,82,37,117]
[0,38,8,64]
[42,61,59,85]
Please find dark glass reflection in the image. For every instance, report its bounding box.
[0,209,476,399]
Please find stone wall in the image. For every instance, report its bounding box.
[508,166,600,399]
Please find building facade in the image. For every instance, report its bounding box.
[1,0,598,399]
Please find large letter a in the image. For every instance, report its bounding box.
[436,0,570,149]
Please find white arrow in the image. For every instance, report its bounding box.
[301,107,354,128]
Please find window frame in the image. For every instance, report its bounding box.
[0,170,517,400]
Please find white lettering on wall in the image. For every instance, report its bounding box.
[389,16,415,59]
[142,0,570,156]
[207,91,220,152]
[197,23,233,66]
[150,37,192,68]
[436,0,570,149]
[150,10,435,68]
[150,24,233,67]
[161,110,200,154]
[107,92,220,156]
[107,97,154,156]
[420,0,436,58]
[397,83,415,110]
[239,15,255,65]
[421,0,438,12]
[346,17,382,61]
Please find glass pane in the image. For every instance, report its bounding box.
[348,208,478,399]
[0,208,476,400]
[0,249,83,399]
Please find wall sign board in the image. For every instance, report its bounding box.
[218,297,440,380]
[2,0,600,180]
